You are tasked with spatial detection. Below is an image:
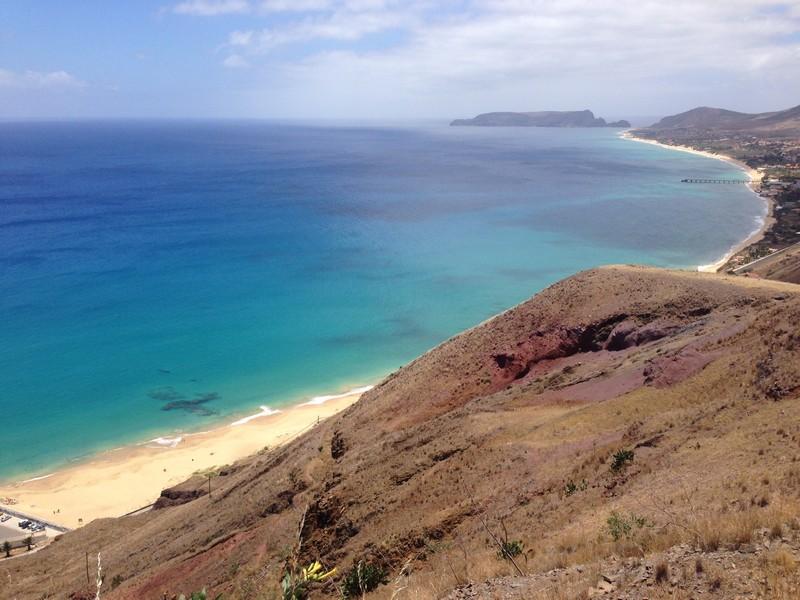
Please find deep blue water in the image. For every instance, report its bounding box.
[0,121,764,480]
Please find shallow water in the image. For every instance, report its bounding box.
[0,121,763,480]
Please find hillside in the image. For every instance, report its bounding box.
[642,104,800,136]
[4,266,800,599]
[450,110,630,128]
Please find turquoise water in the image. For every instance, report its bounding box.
[0,122,764,481]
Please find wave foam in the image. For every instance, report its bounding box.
[230,406,281,427]
[300,385,374,406]
[22,473,54,483]
[697,202,769,272]
[148,436,184,448]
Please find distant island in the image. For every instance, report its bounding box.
[450,109,630,128]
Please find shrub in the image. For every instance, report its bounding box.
[654,561,669,583]
[340,561,388,598]
[695,558,704,574]
[610,449,634,473]
[178,590,222,600]
[565,479,588,496]
[606,511,651,541]
[281,561,336,600]
[497,540,524,561]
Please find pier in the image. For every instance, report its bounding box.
[681,178,750,184]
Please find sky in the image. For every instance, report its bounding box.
[1,0,799,120]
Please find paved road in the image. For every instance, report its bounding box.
[0,523,19,543]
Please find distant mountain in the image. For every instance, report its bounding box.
[645,104,800,136]
[450,109,630,128]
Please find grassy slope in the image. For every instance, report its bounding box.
[3,266,800,599]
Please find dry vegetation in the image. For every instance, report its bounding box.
[3,266,800,599]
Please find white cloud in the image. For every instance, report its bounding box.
[172,0,250,16]
[228,30,255,46]
[258,0,331,12]
[190,0,800,117]
[270,1,799,108]
[0,69,85,88]
[223,54,250,68]
[224,3,417,54]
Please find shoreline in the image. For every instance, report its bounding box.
[620,131,773,273]
[0,132,776,531]
[0,385,371,529]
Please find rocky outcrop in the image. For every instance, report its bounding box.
[152,479,208,509]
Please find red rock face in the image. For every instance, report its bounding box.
[489,316,689,395]
[490,326,586,386]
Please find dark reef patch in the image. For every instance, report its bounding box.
[149,387,221,416]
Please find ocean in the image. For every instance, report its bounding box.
[0,121,764,481]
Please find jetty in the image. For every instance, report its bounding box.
[680,178,750,184]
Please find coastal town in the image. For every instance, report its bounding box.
[632,122,800,280]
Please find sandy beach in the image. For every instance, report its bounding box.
[620,131,772,273]
[0,389,367,529]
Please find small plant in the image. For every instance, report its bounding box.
[2,541,10,558]
[606,511,651,541]
[24,536,33,551]
[340,561,388,598]
[610,449,634,472]
[281,560,336,600]
[110,574,124,590]
[564,479,588,496]
[497,539,524,561]
[178,589,222,600]
[654,561,669,583]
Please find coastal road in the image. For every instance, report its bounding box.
[734,241,800,284]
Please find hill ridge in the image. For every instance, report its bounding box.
[3,266,800,599]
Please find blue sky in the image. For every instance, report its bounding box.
[1,0,799,119]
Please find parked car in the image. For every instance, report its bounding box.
[0,514,10,522]
[18,520,30,528]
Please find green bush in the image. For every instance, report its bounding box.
[610,449,634,472]
[564,479,588,496]
[497,540,524,561]
[606,511,651,541]
[341,561,388,598]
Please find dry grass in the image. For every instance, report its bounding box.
[763,548,800,600]
[379,546,513,600]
